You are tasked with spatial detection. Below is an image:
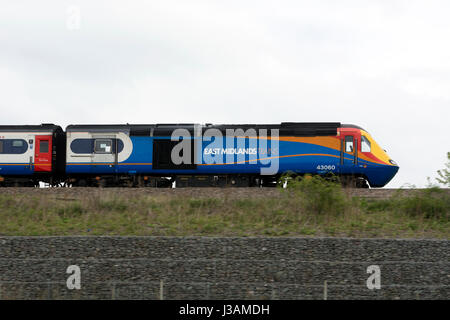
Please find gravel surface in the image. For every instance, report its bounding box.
[0,236,448,300]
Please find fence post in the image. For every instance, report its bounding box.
[323,281,327,300]
[48,282,53,299]
[160,280,164,300]
[271,288,277,300]
[111,282,116,300]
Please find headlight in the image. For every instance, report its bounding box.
[389,159,397,166]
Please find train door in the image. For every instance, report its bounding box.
[152,139,197,170]
[34,135,53,172]
[91,135,118,174]
[340,134,358,173]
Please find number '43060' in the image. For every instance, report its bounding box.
[317,165,336,170]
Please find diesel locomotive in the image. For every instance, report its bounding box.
[0,122,399,188]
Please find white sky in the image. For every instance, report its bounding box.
[1,0,449,187]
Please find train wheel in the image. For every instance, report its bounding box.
[77,179,87,187]
[340,176,356,188]
[356,178,370,188]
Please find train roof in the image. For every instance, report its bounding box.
[0,123,367,135]
[341,124,367,132]
[66,124,156,136]
[0,124,63,132]
[67,122,342,136]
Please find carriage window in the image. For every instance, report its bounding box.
[361,135,371,152]
[40,140,49,153]
[345,136,354,153]
[0,139,28,154]
[71,138,123,154]
[94,139,112,153]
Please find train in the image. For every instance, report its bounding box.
[0,122,399,188]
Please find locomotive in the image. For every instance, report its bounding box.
[0,122,399,188]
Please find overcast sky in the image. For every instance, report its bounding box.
[1,0,449,187]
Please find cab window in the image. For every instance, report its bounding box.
[94,139,112,154]
[345,136,354,153]
[361,135,371,152]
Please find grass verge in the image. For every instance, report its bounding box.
[0,178,448,238]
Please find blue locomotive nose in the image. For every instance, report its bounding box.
[365,161,399,188]
[387,163,400,182]
[377,163,399,187]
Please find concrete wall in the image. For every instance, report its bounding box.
[0,237,448,299]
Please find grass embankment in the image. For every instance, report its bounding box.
[0,177,448,238]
